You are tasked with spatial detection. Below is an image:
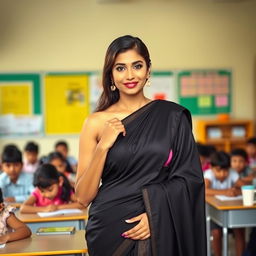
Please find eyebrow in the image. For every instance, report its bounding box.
[114,60,143,67]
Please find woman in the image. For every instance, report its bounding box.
[75,35,206,256]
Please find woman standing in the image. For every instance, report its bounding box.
[75,35,206,256]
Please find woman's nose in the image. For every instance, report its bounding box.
[127,67,134,80]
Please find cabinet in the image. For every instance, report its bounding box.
[196,119,254,152]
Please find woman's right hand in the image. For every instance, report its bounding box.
[98,118,126,150]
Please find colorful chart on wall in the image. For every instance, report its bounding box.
[144,71,177,102]
[44,73,90,134]
[177,70,231,115]
[0,73,42,136]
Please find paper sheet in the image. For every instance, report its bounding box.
[37,209,82,217]
[215,195,243,201]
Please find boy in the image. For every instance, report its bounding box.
[204,151,245,256]
[23,141,39,173]
[231,148,254,184]
[55,140,77,172]
[246,137,256,171]
[0,146,34,203]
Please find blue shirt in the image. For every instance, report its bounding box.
[0,172,34,202]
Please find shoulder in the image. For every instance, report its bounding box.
[229,170,239,179]
[157,100,192,126]
[0,172,8,183]
[204,169,214,179]
[19,172,33,181]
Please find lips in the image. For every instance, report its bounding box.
[123,82,138,89]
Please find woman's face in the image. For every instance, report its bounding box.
[112,49,150,96]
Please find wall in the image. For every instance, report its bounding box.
[0,0,256,157]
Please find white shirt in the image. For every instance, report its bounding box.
[204,168,239,190]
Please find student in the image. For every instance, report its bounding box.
[246,137,256,171]
[55,141,77,172]
[0,146,34,203]
[197,142,216,171]
[48,152,76,185]
[231,148,254,184]
[23,141,39,173]
[0,188,31,244]
[204,151,245,256]
[20,164,84,213]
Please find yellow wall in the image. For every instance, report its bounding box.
[0,0,256,157]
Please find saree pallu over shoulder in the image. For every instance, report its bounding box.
[86,100,206,256]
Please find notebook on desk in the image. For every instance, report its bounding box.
[36,226,76,235]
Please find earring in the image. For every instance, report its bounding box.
[110,84,116,91]
[146,78,151,87]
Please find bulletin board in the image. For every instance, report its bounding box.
[177,70,231,115]
[144,71,177,102]
[44,72,90,135]
[0,73,43,136]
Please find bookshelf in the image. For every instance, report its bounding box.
[196,119,254,152]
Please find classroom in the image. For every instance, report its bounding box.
[0,0,256,255]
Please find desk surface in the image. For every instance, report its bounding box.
[0,230,87,256]
[206,196,256,210]
[16,209,88,223]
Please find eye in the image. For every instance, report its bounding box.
[115,66,125,72]
[134,64,143,70]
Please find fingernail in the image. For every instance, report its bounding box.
[125,219,131,223]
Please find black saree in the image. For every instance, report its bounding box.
[86,100,207,256]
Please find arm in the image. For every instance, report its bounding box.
[20,195,57,213]
[75,115,125,207]
[57,194,85,210]
[204,178,239,196]
[0,213,31,244]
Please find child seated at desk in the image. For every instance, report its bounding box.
[246,137,256,172]
[231,148,254,185]
[20,164,84,213]
[204,151,245,256]
[0,145,34,203]
[0,188,31,244]
[23,141,40,174]
[48,152,76,186]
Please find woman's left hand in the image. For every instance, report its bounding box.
[122,213,150,240]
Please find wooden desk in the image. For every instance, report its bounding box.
[16,209,88,233]
[0,230,87,255]
[206,196,256,256]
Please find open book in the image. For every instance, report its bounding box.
[36,226,76,235]
[37,208,82,217]
[215,195,243,201]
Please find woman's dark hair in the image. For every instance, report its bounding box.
[48,151,73,173]
[95,35,151,112]
[210,151,230,169]
[0,188,3,203]
[33,164,72,203]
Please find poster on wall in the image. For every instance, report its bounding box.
[177,70,231,115]
[44,73,90,134]
[144,71,177,102]
[0,73,42,136]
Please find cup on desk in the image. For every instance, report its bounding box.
[241,185,256,206]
